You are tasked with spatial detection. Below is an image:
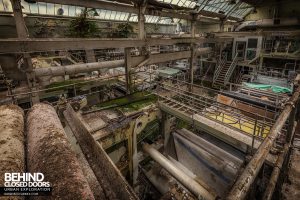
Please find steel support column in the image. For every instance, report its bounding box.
[85,49,96,63]
[10,0,39,104]
[219,18,225,32]
[189,44,196,92]
[125,48,132,94]
[161,111,172,149]
[138,6,146,40]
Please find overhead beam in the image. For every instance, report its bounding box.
[0,38,232,54]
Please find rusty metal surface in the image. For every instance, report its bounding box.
[64,104,139,200]
[173,129,244,197]
[226,86,300,200]
[263,144,289,200]
[142,143,218,200]
[27,103,94,200]
[0,105,25,200]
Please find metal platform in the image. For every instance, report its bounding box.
[157,83,283,153]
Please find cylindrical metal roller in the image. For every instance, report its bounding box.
[143,143,217,200]
[0,105,25,200]
[26,103,94,200]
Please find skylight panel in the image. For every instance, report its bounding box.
[110,11,116,20]
[99,9,106,19]
[115,12,121,20]
[104,10,111,20]
[120,12,128,21]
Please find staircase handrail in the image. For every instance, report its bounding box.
[224,53,239,84]
[213,55,227,83]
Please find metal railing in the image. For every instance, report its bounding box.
[157,82,283,141]
[227,86,300,200]
[213,55,227,83]
[159,77,278,115]
[224,53,239,84]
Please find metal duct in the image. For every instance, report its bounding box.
[142,143,217,200]
[235,18,300,31]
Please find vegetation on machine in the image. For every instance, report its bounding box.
[68,8,99,38]
[95,91,157,112]
[111,23,134,38]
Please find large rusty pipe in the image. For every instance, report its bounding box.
[262,144,289,200]
[142,143,217,200]
[226,86,300,200]
[26,103,94,199]
[34,59,125,77]
[262,118,297,200]
[0,105,25,200]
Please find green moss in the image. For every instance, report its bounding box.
[95,91,157,111]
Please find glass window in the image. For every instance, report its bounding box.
[30,3,38,14]
[62,5,69,16]
[38,2,47,14]
[68,6,76,17]
[46,3,54,15]
[21,1,30,13]
[2,0,12,12]
[248,38,258,48]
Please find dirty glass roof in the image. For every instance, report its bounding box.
[0,0,253,23]
[156,0,253,19]
[0,0,177,24]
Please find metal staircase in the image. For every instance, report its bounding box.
[213,54,239,88]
